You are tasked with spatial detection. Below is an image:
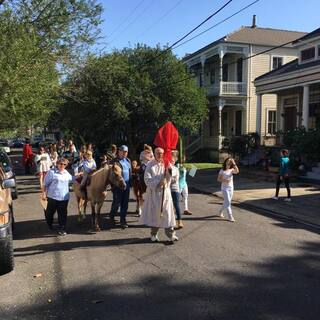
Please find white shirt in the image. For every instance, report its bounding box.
[219,169,234,189]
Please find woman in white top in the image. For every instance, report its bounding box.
[217,157,239,222]
[49,144,58,167]
[35,146,52,189]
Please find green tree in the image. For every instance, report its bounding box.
[55,45,208,151]
[0,1,103,132]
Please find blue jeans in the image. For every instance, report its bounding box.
[171,191,181,220]
[110,185,130,223]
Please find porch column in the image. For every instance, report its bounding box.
[256,93,262,137]
[200,55,206,87]
[302,85,309,129]
[219,46,224,95]
[218,99,225,149]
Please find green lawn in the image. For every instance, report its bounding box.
[184,163,221,170]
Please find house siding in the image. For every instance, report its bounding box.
[248,46,298,142]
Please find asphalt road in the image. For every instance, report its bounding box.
[1,173,320,320]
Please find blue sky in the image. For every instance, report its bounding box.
[96,0,320,58]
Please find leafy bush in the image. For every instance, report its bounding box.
[223,133,260,158]
[281,128,320,163]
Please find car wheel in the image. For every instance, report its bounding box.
[0,233,14,275]
[11,189,18,200]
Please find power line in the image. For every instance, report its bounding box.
[108,0,146,40]
[153,0,261,81]
[156,36,300,90]
[113,0,157,43]
[140,0,233,68]
[135,0,183,39]
[173,0,261,50]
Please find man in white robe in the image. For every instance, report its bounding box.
[139,147,178,243]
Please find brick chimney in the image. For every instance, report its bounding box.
[251,15,257,28]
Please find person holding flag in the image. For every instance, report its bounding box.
[139,147,178,243]
[139,121,179,243]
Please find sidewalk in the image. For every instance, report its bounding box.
[188,168,320,227]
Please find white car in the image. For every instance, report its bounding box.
[0,139,10,154]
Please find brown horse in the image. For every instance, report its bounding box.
[132,161,147,216]
[74,164,126,231]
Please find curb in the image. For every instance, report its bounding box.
[189,185,320,231]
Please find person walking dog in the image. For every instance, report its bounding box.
[217,157,239,222]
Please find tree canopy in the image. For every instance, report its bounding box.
[0,0,102,132]
[54,45,208,150]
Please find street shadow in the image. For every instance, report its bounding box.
[234,196,320,235]
[14,237,153,257]
[3,240,320,320]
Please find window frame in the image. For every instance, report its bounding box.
[300,47,316,63]
[266,109,277,136]
[271,56,283,70]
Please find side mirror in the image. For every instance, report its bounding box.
[2,178,16,189]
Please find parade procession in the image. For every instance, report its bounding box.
[1,1,320,320]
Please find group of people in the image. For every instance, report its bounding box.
[22,137,292,241]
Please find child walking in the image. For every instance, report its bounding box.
[217,158,239,222]
[170,158,183,229]
[272,149,291,201]
[178,164,192,215]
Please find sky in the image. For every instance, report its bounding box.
[96,0,320,58]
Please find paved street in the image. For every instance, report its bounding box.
[1,174,320,320]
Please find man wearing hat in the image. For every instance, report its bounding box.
[109,145,132,229]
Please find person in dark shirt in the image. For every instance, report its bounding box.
[272,149,291,201]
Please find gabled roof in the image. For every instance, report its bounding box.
[255,58,320,82]
[226,27,306,46]
[292,27,320,44]
[183,26,306,61]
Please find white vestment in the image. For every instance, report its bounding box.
[139,159,176,228]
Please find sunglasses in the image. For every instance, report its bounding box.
[58,163,67,166]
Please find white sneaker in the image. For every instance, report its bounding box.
[272,196,279,200]
[220,212,225,218]
[229,217,236,222]
[151,235,159,242]
[284,198,292,202]
[170,234,179,243]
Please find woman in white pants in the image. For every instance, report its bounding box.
[217,158,239,222]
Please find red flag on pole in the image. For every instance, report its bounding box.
[153,121,179,168]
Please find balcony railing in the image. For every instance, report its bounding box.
[206,81,247,96]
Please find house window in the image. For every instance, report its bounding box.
[309,86,320,129]
[222,64,228,82]
[267,110,277,135]
[272,57,283,70]
[301,47,315,62]
[237,58,243,82]
[210,68,215,84]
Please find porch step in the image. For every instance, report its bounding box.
[311,167,320,174]
[306,171,320,180]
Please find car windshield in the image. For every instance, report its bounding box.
[0,152,11,171]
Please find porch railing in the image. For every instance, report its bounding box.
[221,82,246,95]
[206,81,246,96]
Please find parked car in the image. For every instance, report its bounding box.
[11,138,25,148]
[0,150,18,200]
[0,139,10,154]
[0,166,15,275]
